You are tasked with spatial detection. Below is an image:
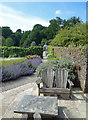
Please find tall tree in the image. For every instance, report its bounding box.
[50,23,87,47]
[45,17,63,40]
[20,31,30,47]
[6,37,14,47]
[2,26,13,38]
[24,24,46,47]
[14,31,22,46]
[33,24,44,30]
[31,41,36,46]
[2,36,6,46]
[16,29,22,33]
[66,17,82,27]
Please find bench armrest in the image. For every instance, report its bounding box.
[36,77,42,96]
[67,79,74,98]
[36,77,42,85]
[67,79,74,87]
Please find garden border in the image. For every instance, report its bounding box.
[53,47,88,93]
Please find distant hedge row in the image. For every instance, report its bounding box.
[1,46,43,58]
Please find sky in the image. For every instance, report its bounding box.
[0,2,86,32]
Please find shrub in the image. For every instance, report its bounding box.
[57,58,76,80]
[36,58,76,81]
[68,41,76,47]
[48,57,59,61]
[50,23,87,47]
[35,62,49,77]
[47,45,54,56]
[35,60,60,77]
[41,39,47,46]
[47,45,59,61]
[47,54,54,58]
[31,41,36,46]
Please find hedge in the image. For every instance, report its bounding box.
[1,46,43,58]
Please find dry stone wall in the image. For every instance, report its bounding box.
[53,47,88,93]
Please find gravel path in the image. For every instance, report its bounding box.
[0,57,23,61]
[1,73,37,92]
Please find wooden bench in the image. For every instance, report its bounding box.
[36,68,74,98]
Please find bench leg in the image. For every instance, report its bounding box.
[33,112,42,120]
[69,86,73,98]
[37,84,40,96]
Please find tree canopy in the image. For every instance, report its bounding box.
[6,37,15,47]
[1,16,86,47]
[2,27,13,38]
[50,23,87,47]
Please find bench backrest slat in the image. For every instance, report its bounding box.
[41,69,68,88]
[55,69,68,88]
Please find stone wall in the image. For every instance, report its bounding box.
[53,47,88,93]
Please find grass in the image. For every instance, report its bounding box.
[48,57,59,61]
[2,58,24,67]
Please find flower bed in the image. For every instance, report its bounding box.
[25,55,42,69]
[2,55,42,82]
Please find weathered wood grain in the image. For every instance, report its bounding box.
[36,68,74,98]
[40,88,70,94]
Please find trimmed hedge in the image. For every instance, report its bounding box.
[1,46,43,58]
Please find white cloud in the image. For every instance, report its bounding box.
[0,3,49,32]
[55,10,61,15]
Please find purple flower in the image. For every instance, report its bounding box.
[2,57,42,81]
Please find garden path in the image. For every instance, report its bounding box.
[1,51,88,119]
[1,74,37,92]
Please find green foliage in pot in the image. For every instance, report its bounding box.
[36,58,76,81]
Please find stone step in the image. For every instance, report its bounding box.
[2,83,38,119]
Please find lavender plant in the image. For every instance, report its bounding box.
[1,56,42,82]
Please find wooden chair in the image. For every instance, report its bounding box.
[36,68,74,98]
